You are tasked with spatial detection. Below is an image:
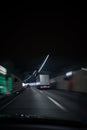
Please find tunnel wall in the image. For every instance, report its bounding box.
[11,74,22,92]
[51,69,87,93]
[56,75,68,90]
[74,70,87,93]
[50,76,68,90]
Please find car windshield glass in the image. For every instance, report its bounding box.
[0,3,87,124]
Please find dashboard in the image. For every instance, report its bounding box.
[0,117,86,130]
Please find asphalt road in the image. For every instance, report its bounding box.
[0,87,87,122]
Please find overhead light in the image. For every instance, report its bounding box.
[38,54,49,73]
[24,75,32,82]
[33,70,36,75]
[0,86,4,88]
[66,71,72,77]
[29,82,40,86]
[81,68,87,71]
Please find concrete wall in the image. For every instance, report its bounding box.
[74,70,87,93]
[50,75,68,90]
[11,74,22,91]
[51,69,87,93]
[56,75,68,90]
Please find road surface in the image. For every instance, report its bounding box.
[0,87,87,121]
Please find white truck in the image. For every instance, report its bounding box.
[37,74,50,89]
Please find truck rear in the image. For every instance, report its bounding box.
[37,74,50,89]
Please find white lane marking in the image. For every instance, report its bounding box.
[31,87,42,96]
[40,90,43,93]
[47,96,66,111]
[31,87,37,92]
[0,95,20,111]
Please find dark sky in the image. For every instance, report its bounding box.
[0,4,87,79]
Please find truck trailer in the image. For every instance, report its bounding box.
[36,74,50,89]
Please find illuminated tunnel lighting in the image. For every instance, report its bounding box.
[22,83,28,87]
[22,82,40,87]
[24,76,32,82]
[22,83,27,86]
[66,71,72,77]
[33,70,36,75]
[29,82,40,86]
[0,86,4,88]
[81,68,87,71]
[38,54,49,73]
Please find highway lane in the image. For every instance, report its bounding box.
[0,87,87,121]
[40,89,87,121]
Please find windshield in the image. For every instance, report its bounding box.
[0,4,87,124]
